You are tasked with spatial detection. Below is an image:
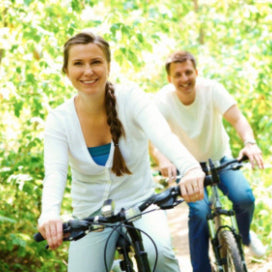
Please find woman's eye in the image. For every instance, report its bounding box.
[74,62,82,66]
[92,60,101,65]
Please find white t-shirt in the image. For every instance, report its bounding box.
[155,77,236,162]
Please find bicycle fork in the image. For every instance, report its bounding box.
[126,222,151,272]
[207,211,248,272]
[208,213,224,272]
[116,232,135,272]
[115,222,151,272]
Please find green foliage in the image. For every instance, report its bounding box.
[1,0,271,270]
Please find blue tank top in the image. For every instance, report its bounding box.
[88,143,111,166]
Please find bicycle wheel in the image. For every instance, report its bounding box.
[219,230,244,272]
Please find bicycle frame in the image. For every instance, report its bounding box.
[205,158,248,272]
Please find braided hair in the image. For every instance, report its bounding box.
[63,32,131,176]
[105,82,132,176]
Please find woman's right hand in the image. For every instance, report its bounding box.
[179,167,205,203]
[38,219,63,250]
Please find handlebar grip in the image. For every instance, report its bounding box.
[238,155,249,163]
[34,222,70,243]
[176,176,215,196]
[34,232,45,242]
[204,175,213,187]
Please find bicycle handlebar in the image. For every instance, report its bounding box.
[207,155,248,173]
[34,156,248,243]
[34,185,183,243]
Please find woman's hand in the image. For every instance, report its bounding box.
[179,167,205,203]
[38,219,63,250]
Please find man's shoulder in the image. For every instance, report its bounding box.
[196,77,217,88]
[196,77,227,97]
[156,84,176,97]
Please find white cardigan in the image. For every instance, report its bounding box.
[38,83,199,225]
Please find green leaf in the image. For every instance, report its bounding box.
[14,101,24,118]
[0,215,16,223]
[24,0,33,6]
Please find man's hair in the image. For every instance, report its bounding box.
[165,51,197,75]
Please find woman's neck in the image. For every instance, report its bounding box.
[75,93,106,116]
[74,94,111,146]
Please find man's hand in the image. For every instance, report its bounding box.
[238,143,264,169]
[158,157,178,185]
[179,167,205,203]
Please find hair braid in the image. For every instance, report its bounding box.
[105,82,132,176]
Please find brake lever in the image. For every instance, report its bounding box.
[154,187,184,210]
[159,198,184,210]
[230,163,243,171]
[64,230,87,241]
[63,219,90,241]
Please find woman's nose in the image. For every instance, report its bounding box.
[84,64,93,75]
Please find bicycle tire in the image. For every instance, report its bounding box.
[219,230,244,272]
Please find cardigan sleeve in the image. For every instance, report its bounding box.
[38,110,69,225]
[127,85,200,175]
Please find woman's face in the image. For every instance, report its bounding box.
[65,43,110,97]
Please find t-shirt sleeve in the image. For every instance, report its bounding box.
[212,81,236,114]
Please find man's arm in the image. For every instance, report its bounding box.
[149,142,177,180]
[223,104,264,169]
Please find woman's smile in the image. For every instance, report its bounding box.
[66,43,110,96]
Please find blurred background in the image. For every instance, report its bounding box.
[0,0,271,271]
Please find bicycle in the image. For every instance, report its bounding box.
[34,184,185,272]
[156,156,249,272]
[201,156,249,272]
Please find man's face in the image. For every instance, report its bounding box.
[167,60,198,98]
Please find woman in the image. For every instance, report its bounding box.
[38,32,205,272]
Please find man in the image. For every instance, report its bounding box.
[150,51,266,272]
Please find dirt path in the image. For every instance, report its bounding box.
[167,203,192,271]
[167,203,272,272]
